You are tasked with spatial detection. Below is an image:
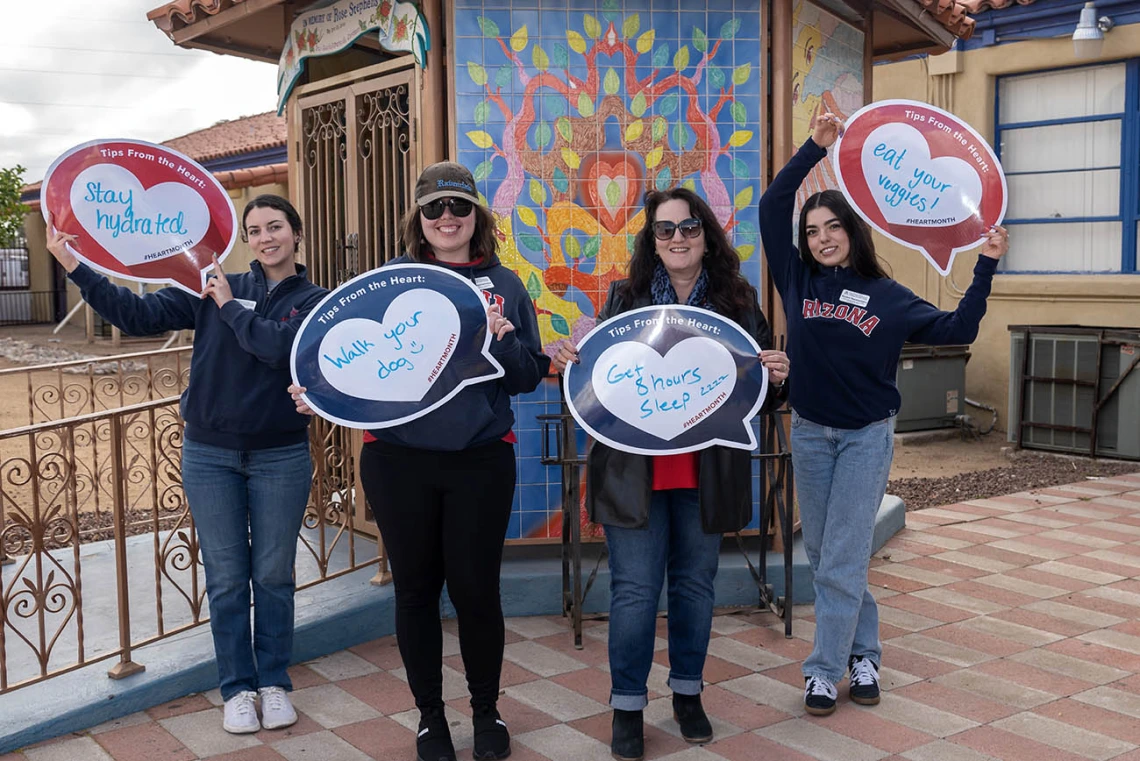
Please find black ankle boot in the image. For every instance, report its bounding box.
[672,693,713,744]
[610,709,644,761]
[472,703,511,760]
[416,706,456,761]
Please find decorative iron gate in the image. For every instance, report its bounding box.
[296,65,420,549]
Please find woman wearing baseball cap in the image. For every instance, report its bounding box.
[293,162,549,761]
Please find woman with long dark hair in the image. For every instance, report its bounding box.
[47,195,327,734]
[759,113,1008,717]
[552,188,789,759]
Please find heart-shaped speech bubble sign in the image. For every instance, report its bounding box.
[291,263,504,429]
[566,305,768,456]
[591,337,738,442]
[833,100,1007,276]
[42,139,237,295]
[317,290,460,402]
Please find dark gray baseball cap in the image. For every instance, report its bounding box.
[415,162,480,205]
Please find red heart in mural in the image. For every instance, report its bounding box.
[579,153,643,235]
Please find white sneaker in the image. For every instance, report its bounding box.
[259,686,298,730]
[223,691,261,734]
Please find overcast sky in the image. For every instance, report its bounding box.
[1,0,279,186]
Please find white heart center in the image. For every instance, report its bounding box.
[69,164,211,266]
[860,122,982,228]
[591,337,737,442]
[317,289,460,403]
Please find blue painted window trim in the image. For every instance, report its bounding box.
[996,59,1140,274]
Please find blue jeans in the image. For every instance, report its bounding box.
[604,489,722,710]
[791,409,894,683]
[181,438,312,700]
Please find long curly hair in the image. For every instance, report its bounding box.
[620,187,756,321]
[798,190,889,279]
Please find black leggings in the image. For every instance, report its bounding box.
[359,439,516,710]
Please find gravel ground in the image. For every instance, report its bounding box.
[889,449,1140,511]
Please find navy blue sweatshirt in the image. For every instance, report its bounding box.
[69,261,328,449]
[759,139,998,430]
[366,253,551,451]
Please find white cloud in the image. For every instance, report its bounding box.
[0,0,280,183]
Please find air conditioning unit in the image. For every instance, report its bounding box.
[896,344,969,432]
[1009,326,1140,460]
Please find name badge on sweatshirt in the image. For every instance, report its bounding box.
[290,263,504,429]
[235,298,257,311]
[474,276,494,289]
[839,289,870,308]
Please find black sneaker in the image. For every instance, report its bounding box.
[804,676,837,716]
[472,704,511,760]
[672,693,713,744]
[416,707,456,761]
[848,655,881,706]
[610,709,644,761]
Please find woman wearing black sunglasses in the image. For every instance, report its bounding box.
[551,188,789,759]
[293,163,548,761]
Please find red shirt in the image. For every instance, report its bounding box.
[651,452,700,490]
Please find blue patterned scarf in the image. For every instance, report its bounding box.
[650,260,710,309]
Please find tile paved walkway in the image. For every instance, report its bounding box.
[7,472,1140,761]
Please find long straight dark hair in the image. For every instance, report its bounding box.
[401,202,498,263]
[621,187,756,321]
[798,190,889,280]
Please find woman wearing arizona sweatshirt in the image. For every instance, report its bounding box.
[294,163,549,761]
[759,114,1008,717]
[47,196,328,736]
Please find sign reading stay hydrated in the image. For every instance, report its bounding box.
[42,139,237,295]
[565,306,768,455]
[291,263,504,428]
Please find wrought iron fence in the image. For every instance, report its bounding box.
[0,394,383,694]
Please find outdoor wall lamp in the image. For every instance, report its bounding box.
[1072,1,1115,59]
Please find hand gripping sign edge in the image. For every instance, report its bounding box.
[565,304,768,456]
[290,262,505,429]
[832,99,1007,276]
[41,138,238,296]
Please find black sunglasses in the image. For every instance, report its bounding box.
[652,218,703,241]
[420,197,474,220]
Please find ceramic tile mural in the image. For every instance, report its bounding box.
[791,0,865,204]
[452,0,765,541]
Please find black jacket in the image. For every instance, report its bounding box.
[585,280,785,533]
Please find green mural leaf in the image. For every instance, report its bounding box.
[605,179,622,209]
[731,101,747,125]
[478,16,500,37]
[730,157,749,179]
[708,67,725,90]
[550,313,571,336]
[652,43,670,69]
[630,91,648,118]
[533,45,550,72]
[603,68,620,95]
[495,65,513,89]
[655,166,673,191]
[520,233,545,255]
[602,0,619,23]
[583,235,601,259]
[627,235,636,253]
[584,14,602,38]
[732,63,751,86]
[659,92,679,116]
[623,14,640,39]
[526,271,542,299]
[552,167,569,193]
[473,159,494,182]
[529,179,548,206]
[682,178,697,191]
[474,100,490,125]
[693,28,708,54]
[467,62,488,87]
[565,236,581,259]
[672,121,690,151]
[534,120,553,149]
[652,116,667,142]
[550,43,569,69]
[556,116,573,142]
[736,244,755,261]
[721,18,742,40]
[545,95,566,116]
[577,92,595,117]
[673,45,690,72]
